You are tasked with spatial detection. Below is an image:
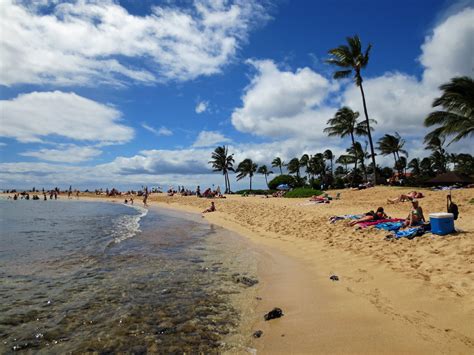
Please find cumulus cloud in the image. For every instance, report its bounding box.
[232,7,474,145]
[142,123,173,136]
[195,101,209,114]
[0,91,134,143]
[192,130,231,147]
[420,7,474,87]
[0,0,270,86]
[20,145,102,163]
[231,59,338,139]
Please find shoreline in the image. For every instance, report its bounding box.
[3,188,473,353]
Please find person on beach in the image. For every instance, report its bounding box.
[143,187,149,207]
[404,199,425,227]
[387,191,424,204]
[130,197,134,205]
[349,207,387,226]
[202,202,216,213]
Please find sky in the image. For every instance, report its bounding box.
[0,0,473,190]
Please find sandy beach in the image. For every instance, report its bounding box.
[71,186,474,353]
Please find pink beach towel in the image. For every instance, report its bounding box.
[357,218,405,228]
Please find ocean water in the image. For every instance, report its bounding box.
[0,199,259,353]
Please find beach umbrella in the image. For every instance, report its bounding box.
[276,184,290,190]
[426,172,474,185]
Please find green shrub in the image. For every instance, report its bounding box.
[268,175,295,190]
[284,187,322,198]
[235,189,274,195]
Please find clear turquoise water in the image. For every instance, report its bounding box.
[0,199,257,353]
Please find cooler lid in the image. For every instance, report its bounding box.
[429,213,454,218]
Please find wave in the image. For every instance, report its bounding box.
[109,204,148,245]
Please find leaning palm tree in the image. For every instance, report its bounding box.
[209,145,234,193]
[327,35,377,183]
[377,132,408,168]
[236,158,258,191]
[424,76,474,144]
[286,158,301,178]
[325,107,372,176]
[271,157,284,175]
[257,165,273,188]
[323,149,334,175]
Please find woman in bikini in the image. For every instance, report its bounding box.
[404,199,425,227]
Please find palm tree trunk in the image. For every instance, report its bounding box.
[265,174,268,188]
[279,165,282,175]
[225,173,230,193]
[223,172,228,193]
[359,83,377,185]
[249,176,252,191]
[350,133,358,185]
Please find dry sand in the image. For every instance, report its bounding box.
[144,186,474,354]
[24,187,474,353]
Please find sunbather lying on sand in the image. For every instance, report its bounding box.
[348,207,388,226]
[387,190,424,204]
[309,195,329,203]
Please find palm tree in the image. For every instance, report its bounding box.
[408,158,421,176]
[424,136,448,173]
[420,157,434,177]
[377,132,408,168]
[209,145,234,193]
[327,35,377,183]
[424,76,474,144]
[287,158,301,178]
[325,107,372,177]
[308,154,326,180]
[336,155,355,174]
[272,157,284,175]
[323,149,334,175]
[236,158,258,191]
[257,165,273,188]
[300,154,310,180]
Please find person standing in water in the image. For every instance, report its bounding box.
[143,187,149,207]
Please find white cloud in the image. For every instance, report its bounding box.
[0,0,270,86]
[0,91,134,143]
[420,7,474,87]
[195,101,209,114]
[342,72,436,137]
[232,7,474,147]
[192,130,231,147]
[231,59,338,139]
[20,145,102,163]
[142,123,173,136]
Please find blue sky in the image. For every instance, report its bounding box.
[0,0,473,190]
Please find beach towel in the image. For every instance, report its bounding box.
[393,227,424,239]
[329,214,363,223]
[374,221,405,231]
[356,218,404,228]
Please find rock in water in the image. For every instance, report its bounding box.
[264,308,284,321]
[253,330,263,338]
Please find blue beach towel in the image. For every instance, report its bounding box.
[374,222,404,231]
[393,227,423,239]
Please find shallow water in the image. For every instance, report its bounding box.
[0,199,258,353]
